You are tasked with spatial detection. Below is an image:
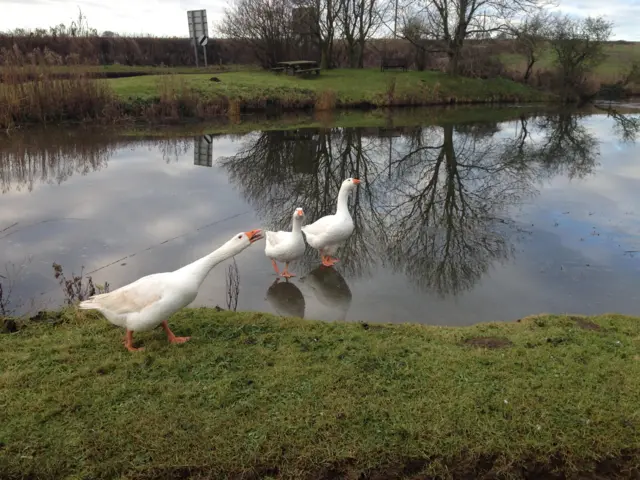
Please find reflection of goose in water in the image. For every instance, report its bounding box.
[265,279,305,318]
[300,266,352,321]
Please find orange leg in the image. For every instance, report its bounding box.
[124,330,145,352]
[281,262,295,278]
[321,255,337,267]
[319,248,338,267]
[271,259,280,275]
[162,320,191,344]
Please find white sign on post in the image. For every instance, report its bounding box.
[187,9,208,38]
[187,9,208,67]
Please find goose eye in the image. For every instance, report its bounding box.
[238,235,242,239]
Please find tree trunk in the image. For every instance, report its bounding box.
[447,48,461,75]
[348,41,358,68]
[523,54,535,83]
[357,40,365,68]
[320,43,329,70]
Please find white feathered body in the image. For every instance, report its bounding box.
[77,230,263,333]
[302,212,354,255]
[301,178,359,256]
[78,272,199,332]
[264,230,306,262]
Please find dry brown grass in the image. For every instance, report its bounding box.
[314,89,337,111]
[0,46,117,128]
[0,69,117,129]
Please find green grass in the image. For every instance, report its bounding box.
[1,309,639,479]
[108,68,550,108]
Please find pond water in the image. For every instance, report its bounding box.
[1,105,640,326]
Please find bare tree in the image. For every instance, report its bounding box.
[402,0,553,75]
[218,0,294,67]
[547,15,613,98]
[401,14,431,70]
[293,0,342,68]
[338,0,386,67]
[508,10,550,82]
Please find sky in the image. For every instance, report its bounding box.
[0,0,639,40]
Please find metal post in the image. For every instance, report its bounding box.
[393,0,398,38]
[193,41,199,67]
[203,45,207,67]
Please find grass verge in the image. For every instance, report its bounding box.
[1,67,551,129]
[109,69,551,110]
[1,309,639,479]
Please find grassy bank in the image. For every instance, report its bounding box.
[0,67,551,129]
[108,69,549,108]
[1,309,639,479]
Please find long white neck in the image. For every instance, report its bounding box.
[335,185,352,216]
[175,240,240,287]
[292,215,303,233]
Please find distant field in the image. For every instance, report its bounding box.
[2,41,637,83]
[499,42,640,81]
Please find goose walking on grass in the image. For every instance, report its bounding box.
[78,229,263,352]
[302,178,360,267]
[265,207,306,278]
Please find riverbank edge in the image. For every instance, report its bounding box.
[2,68,556,129]
[1,308,639,479]
[2,101,630,138]
[4,96,555,131]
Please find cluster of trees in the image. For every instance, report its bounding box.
[217,0,388,69]
[218,0,620,93]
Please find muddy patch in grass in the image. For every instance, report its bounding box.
[462,336,513,349]
[1,317,19,333]
[570,316,601,331]
[122,451,640,480]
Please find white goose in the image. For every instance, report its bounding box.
[78,229,263,352]
[264,207,306,278]
[302,178,360,267]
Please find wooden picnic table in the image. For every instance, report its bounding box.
[272,60,320,76]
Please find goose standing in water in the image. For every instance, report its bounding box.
[302,178,360,267]
[78,229,263,352]
[264,207,306,278]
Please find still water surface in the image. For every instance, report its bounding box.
[2,106,640,325]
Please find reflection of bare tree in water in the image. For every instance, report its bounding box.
[530,113,600,179]
[379,123,536,295]
[0,130,113,193]
[157,138,191,164]
[0,131,192,193]
[219,128,387,278]
[221,108,638,296]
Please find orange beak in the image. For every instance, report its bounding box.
[352,178,361,184]
[297,209,304,216]
[245,229,263,243]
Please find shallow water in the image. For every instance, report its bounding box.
[1,106,640,326]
